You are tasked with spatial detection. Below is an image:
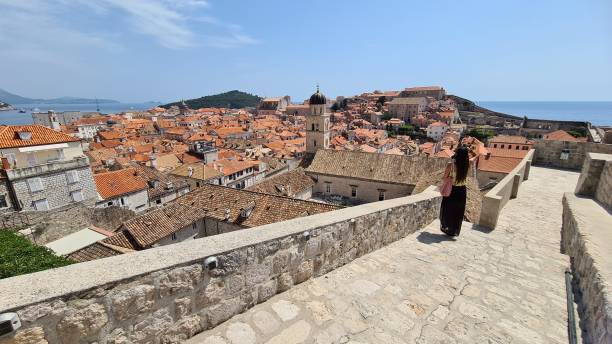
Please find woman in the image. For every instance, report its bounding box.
[440,146,469,236]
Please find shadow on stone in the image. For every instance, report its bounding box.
[470,224,493,234]
[417,232,455,244]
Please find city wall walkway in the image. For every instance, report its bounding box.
[187,167,579,344]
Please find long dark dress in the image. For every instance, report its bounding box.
[440,185,467,236]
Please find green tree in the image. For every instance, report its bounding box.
[398,124,415,136]
[466,128,495,141]
[0,230,74,279]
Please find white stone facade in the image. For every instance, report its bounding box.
[96,189,149,212]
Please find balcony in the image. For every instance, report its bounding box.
[4,156,90,181]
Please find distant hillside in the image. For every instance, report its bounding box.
[0,88,119,105]
[163,90,262,110]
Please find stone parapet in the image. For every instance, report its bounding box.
[562,193,612,344]
[0,187,441,344]
[478,149,534,229]
[533,140,612,170]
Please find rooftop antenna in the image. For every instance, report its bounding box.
[95,97,100,113]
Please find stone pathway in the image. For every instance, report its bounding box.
[187,167,579,344]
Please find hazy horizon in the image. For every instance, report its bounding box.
[1,0,610,103]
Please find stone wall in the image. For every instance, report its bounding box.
[478,149,534,229]
[0,203,135,244]
[10,164,97,212]
[0,188,441,344]
[533,140,612,170]
[561,193,612,344]
[574,153,612,210]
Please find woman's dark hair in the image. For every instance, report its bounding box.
[454,146,469,183]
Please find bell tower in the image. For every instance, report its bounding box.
[306,86,330,154]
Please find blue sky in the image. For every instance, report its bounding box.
[0,0,610,103]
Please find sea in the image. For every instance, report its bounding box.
[0,102,161,125]
[477,101,612,126]
[0,101,610,126]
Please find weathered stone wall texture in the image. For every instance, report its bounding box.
[595,160,612,210]
[562,194,612,344]
[533,141,612,170]
[0,203,135,244]
[0,192,440,344]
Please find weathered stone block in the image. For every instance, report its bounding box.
[56,302,108,344]
[129,308,173,344]
[294,260,313,284]
[272,250,290,274]
[161,315,202,344]
[277,272,294,292]
[109,284,156,321]
[106,328,129,344]
[245,259,272,287]
[195,278,226,308]
[17,300,66,324]
[157,264,202,297]
[212,249,247,277]
[258,279,277,303]
[174,297,192,319]
[205,297,244,328]
[0,327,48,344]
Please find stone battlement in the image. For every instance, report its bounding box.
[0,187,441,343]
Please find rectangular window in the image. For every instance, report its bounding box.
[33,198,49,211]
[378,190,385,201]
[66,170,80,184]
[56,149,65,160]
[500,144,505,149]
[71,190,84,202]
[0,195,8,208]
[171,233,177,240]
[351,186,357,198]
[27,177,44,192]
[325,183,331,193]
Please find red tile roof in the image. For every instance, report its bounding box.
[543,130,586,142]
[94,168,148,200]
[0,125,79,149]
[477,156,522,174]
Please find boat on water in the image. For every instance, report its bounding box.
[18,109,26,113]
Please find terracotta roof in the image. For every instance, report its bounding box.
[477,156,522,174]
[131,164,189,199]
[543,130,586,142]
[0,125,80,149]
[98,131,126,140]
[171,163,223,181]
[305,150,449,185]
[120,184,341,248]
[247,169,315,197]
[213,158,255,176]
[489,135,533,145]
[487,147,529,159]
[94,168,148,200]
[67,242,133,262]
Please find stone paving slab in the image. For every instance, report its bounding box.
[186,167,579,344]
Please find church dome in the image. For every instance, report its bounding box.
[309,87,327,105]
